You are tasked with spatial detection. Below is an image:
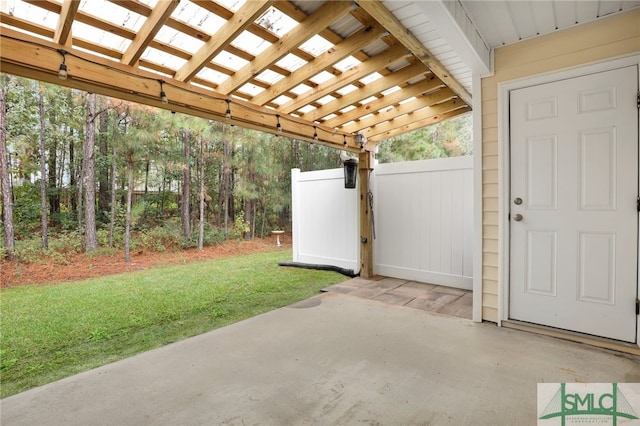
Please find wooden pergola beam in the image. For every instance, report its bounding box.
[275,0,383,68]
[355,0,472,106]
[53,0,80,46]
[372,107,471,141]
[364,98,466,139]
[322,75,444,128]
[302,60,425,122]
[365,100,469,142]
[340,87,457,134]
[174,0,274,82]
[251,22,386,106]
[279,42,408,115]
[217,1,354,95]
[0,12,52,39]
[0,29,366,153]
[121,0,180,66]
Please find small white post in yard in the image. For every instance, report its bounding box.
[272,230,284,247]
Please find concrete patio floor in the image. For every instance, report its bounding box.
[2,289,639,425]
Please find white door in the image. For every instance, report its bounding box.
[509,65,638,343]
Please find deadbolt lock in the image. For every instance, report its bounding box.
[514,198,523,205]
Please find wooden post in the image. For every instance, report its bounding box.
[358,150,374,278]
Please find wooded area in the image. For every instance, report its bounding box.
[0,75,471,261]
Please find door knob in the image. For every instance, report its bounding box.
[513,214,523,222]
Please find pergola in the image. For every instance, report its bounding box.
[0,0,473,276]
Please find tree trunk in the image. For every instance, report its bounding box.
[47,96,60,220]
[198,137,205,251]
[217,167,223,226]
[260,203,265,238]
[0,85,14,259]
[69,131,76,215]
[181,131,191,239]
[76,164,83,229]
[124,158,133,262]
[252,200,256,239]
[244,199,252,239]
[109,139,117,248]
[38,86,48,249]
[48,139,59,219]
[222,133,231,239]
[84,93,98,252]
[98,104,110,213]
[144,159,150,195]
[229,171,236,222]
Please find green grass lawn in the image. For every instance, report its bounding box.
[0,250,347,398]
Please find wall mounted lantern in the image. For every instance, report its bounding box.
[343,158,358,189]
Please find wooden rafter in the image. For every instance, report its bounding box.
[121,0,180,66]
[0,12,51,38]
[276,0,384,68]
[217,1,354,95]
[340,88,457,134]
[251,22,386,106]
[323,76,444,128]
[280,42,408,115]
[375,107,471,140]
[53,0,80,46]
[364,98,467,139]
[355,0,472,106]
[174,0,274,82]
[303,61,426,123]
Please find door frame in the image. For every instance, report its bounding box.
[497,53,640,346]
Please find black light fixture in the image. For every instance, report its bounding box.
[159,80,168,104]
[343,134,347,147]
[225,99,231,119]
[343,158,358,189]
[57,49,68,80]
[313,126,318,141]
[276,114,282,133]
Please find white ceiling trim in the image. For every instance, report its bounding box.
[413,0,492,76]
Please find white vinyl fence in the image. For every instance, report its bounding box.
[291,156,473,289]
[373,156,473,289]
[291,168,359,270]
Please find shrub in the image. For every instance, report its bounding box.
[13,231,83,264]
[12,183,41,237]
[136,219,183,252]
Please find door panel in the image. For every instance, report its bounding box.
[509,65,638,343]
[579,128,616,210]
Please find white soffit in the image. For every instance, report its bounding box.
[382,1,480,94]
[413,0,492,76]
[386,0,640,96]
[461,0,640,49]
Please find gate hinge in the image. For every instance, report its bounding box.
[637,92,640,109]
[637,196,640,212]
[637,299,639,315]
